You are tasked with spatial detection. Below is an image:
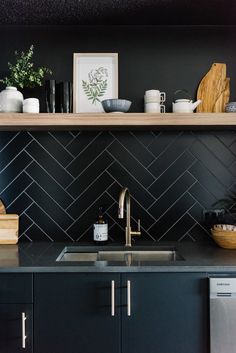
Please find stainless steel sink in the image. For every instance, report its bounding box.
[56,246,184,263]
[98,250,179,262]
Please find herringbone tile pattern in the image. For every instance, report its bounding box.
[0,130,235,243]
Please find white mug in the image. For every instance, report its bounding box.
[144,90,166,103]
[145,102,165,113]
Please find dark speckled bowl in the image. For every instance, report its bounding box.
[101,99,132,113]
[225,102,236,112]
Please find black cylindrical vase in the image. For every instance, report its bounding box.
[59,81,72,113]
[45,80,56,113]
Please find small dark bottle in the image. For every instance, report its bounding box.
[93,207,108,245]
[59,81,73,113]
[45,80,56,113]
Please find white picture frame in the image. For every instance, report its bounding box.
[73,53,118,113]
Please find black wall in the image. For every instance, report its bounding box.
[0,25,236,112]
[0,25,235,243]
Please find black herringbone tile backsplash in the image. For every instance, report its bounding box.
[0,130,236,243]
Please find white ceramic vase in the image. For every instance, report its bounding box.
[0,87,23,113]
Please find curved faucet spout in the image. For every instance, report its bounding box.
[118,187,141,247]
[118,187,130,219]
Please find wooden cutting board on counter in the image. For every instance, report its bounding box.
[0,200,19,244]
[196,63,230,112]
[0,215,19,244]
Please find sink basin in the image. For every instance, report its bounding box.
[56,246,184,263]
[98,250,180,262]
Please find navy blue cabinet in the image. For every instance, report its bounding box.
[0,274,33,353]
[34,272,208,353]
[34,273,121,353]
[122,273,208,353]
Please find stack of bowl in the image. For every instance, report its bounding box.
[211,224,236,249]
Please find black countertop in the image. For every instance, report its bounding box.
[1,241,236,273]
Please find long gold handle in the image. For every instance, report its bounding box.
[111,280,115,317]
[127,280,131,316]
[22,312,27,349]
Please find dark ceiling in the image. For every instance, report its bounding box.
[0,0,235,25]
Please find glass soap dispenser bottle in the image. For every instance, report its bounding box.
[93,207,108,244]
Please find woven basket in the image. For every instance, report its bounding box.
[211,227,236,249]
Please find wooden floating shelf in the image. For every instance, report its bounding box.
[0,113,235,130]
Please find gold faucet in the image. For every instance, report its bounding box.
[118,187,141,247]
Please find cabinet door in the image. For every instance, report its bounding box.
[122,273,208,353]
[34,273,121,353]
[0,304,33,353]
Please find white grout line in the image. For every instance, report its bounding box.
[24,150,76,200]
[65,140,114,189]
[106,149,156,203]
[19,232,33,242]
[6,181,34,209]
[24,213,54,242]
[20,202,35,217]
[146,131,183,168]
[24,171,75,221]
[189,137,236,189]
[147,166,197,211]
[178,222,198,242]
[65,131,81,147]
[65,165,115,210]
[147,182,197,232]
[27,132,76,180]
[65,131,103,168]
[66,183,115,231]
[0,139,33,175]
[0,131,21,153]
[156,202,197,241]
[20,221,34,234]
[105,188,156,241]
[75,200,116,241]
[25,192,75,241]
[194,131,236,168]
[146,131,161,148]
[129,131,156,158]
[187,212,210,236]
[187,168,222,202]
[109,132,157,178]
[48,132,76,158]
[105,170,157,222]
[147,147,196,190]
[0,160,34,195]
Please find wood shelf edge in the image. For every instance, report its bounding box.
[0,112,235,130]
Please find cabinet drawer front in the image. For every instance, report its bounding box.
[0,274,33,303]
[0,304,33,353]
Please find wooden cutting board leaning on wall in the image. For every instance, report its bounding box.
[0,200,6,214]
[196,63,230,112]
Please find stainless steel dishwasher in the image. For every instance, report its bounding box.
[210,277,236,353]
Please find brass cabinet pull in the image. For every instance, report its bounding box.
[22,312,27,349]
[127,280,131,316]
[111,280,115,317]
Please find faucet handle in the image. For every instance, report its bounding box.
[138,219,141,232]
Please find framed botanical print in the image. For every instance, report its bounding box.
[73,53,118,113]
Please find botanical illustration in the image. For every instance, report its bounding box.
[82,67,108,104]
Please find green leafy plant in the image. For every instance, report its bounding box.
[82,67,108,104]
[0,45,52,89]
